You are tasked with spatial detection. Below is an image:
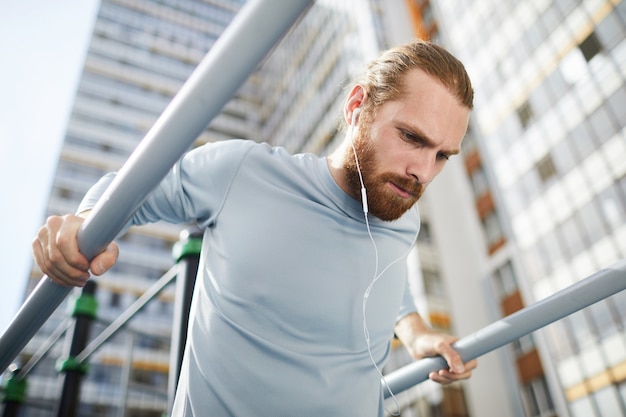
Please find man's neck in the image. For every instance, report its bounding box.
[326,139,353,197]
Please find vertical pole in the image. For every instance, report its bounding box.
[1,368,27,417]
[54,281,98,417]
[167,228,203,413]
[116,332,134,417]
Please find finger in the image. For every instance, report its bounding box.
[34,239,89,287]
[90,242,119,276]
[435,342,465,375]
[429,368,473,385]
[464,359,478,372]
[429,370,455,385]
[37,243,90,287]
[55,215,90,270]
[34,216,90,286]
[436,359,477,382]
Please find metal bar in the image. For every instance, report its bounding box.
[116,332,134,417]
[55,281,98,417]
[0,0,313,373]
[17,318,72,379]
[384,259,626,398]
[167,228,202,412]
[75,264,179,363]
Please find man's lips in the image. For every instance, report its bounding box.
[388,182,415,199]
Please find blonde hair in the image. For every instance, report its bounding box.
[354,39,473,113]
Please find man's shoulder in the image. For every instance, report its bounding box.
[215,140,318,167]
[191,140,321,184]
[197,139,283,161]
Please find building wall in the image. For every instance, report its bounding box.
[377,2,517,416]
[430,1,626,416]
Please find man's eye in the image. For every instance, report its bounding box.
[437,152,450,161]
[403,131,422,144]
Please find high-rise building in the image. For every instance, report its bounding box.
[407,1,626,417]
[18,2,246,415]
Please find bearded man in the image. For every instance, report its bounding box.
[33,39,477,417]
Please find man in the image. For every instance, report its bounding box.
[33,39,477,416]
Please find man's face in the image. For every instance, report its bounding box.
[345,69,470,221]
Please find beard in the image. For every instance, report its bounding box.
[344,119,424,221]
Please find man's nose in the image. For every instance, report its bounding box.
[407,151,437,184]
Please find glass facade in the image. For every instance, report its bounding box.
[433,0,626,416]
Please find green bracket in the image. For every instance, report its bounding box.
[68,293,98,319]
[2,375,27,403]
[56,357,89,375]
[172,236,202,262]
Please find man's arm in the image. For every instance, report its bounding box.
[394,312,477,384]
[32,210,119,288]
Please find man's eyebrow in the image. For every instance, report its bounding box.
[398,122,460,156]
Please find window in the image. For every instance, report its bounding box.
[593,386,623,417]
[606,86,626,121]
[596,12,625,48]
[110,291,121,308]
[517,100,534,129]
[545,321,575,360]
[599,185,625,228]
[570,396,596,417]
[503,187,526,217]
[513,334,536,356]
[418,220,433,244]
[611,289,626,327]
[579,31,602,62]
[551,139,577,174]
[536,154,557,183]
[566,311,596,351]
[568,123,596,158]
[493,261,518,298]
[588,106,617,145]
[521,376,555,417]
[482,211,505,250]
[577,199,607,244]
[558,216,585,257]
[587,301,618,340]
[132,368,167,388]
[422,269,445,298]
[469,167,489,197]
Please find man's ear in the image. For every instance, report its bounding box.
[344,84,368,125]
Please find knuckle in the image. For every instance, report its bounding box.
[45,215,62,227]
[434,339,448,352]
[48,249,64,264]
[55,232,72,247]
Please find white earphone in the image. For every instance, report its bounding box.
[351,107,361,126]
[348,106,367,214]
[349,102,417,415]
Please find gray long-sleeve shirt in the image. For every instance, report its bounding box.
[79,139,419,416]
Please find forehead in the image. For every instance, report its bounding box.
[385,69,470,145]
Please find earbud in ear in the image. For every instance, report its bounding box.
[351,107,361,126]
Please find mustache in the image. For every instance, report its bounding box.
[377,173,423,197]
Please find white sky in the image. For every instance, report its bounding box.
[0,0,100,335]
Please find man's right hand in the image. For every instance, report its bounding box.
[32,213,119,287]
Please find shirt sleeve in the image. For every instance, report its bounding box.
[77,139,256,231]
[396,277,418,322]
